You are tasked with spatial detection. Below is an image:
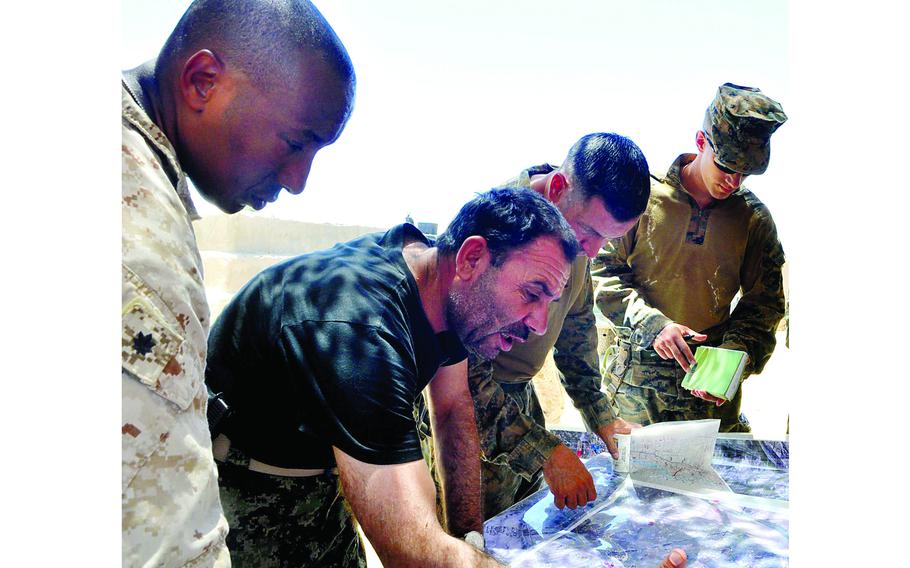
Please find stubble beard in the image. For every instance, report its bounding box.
[445,271,501,361]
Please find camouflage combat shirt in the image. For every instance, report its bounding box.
[593,154,786,376]
[121,83,229,566]
[470,165,616,479]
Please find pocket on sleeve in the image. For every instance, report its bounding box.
[121,279,193,411]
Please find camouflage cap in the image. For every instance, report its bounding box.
[703,83,787,175]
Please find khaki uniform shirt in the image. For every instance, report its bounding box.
[470,165,616,479]
[593,154,786,376]
[121,83,229,566]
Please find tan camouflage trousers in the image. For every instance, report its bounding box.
[216,448,365,568]
[609,356,750,432]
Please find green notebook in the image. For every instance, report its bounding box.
[680,346,748,401]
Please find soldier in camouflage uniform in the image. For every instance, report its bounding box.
[121,1,355,565]
[419,133,652,520]
[122,80,230,565]
[594,83,788,432]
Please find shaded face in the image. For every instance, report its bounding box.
[558,193,638,258]
[446,236,571,360]
[700,138,749,201]
[189,57,354,213]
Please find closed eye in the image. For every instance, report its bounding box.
[582,223,604,240]
[284,131,320,153]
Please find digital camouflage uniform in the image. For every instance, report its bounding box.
[594,83,787,433]
[216,447,364,568]
[419,165,616,521]
[122,83,230,566]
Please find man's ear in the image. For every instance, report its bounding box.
[695,130,708,153]
[547,172,570,204]
[454,236,492,282]
[179,49,226,112]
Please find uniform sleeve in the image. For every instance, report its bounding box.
[717,210,786,376]
[552,265,616,431]
[280,321,424,466]
[592,230,672,348]
[468,357,561,480]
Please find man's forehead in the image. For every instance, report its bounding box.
[273,54,354,132]
[507,237,571,290]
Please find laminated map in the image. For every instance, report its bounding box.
[484,429,789,567]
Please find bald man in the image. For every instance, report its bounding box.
[121,0,354,565]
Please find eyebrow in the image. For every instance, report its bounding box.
[290,128,327,147]
[529,280,560,302]
[583,223,605,240]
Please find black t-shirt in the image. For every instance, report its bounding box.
[206,224,467,469]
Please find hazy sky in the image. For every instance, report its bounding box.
[122,0,790,237]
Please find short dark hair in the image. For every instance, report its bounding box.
[436,187,579,266]
[563,133,650,222]
[157,0,354,91]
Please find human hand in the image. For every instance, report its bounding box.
[657,548,687,567]
[652,323,707,372]
[691,389,725,406]
[596,418,641,459]
[542,444,597,509]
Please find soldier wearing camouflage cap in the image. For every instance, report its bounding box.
[704,83,787,176]
[593,83,787,432]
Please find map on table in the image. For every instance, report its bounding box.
[484,430,789,567]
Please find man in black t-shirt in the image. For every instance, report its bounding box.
[206,187,579,567]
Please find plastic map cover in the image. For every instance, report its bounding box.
[484,433,788,567]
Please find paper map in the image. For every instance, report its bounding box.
[627,419,731,496]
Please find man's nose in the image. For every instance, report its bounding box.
[278,152,316,195]
[525,303,549,336]
[582,238,605,259]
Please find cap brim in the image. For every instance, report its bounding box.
[717,141,770,176]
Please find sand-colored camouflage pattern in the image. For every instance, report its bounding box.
[122,84,229,567]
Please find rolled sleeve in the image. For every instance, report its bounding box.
[504,425,562,480]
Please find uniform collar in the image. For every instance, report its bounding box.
[121,80,200,221]
[662,153,697,191]
[517,163,558,188]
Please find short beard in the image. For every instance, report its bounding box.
[445,269,500,361]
